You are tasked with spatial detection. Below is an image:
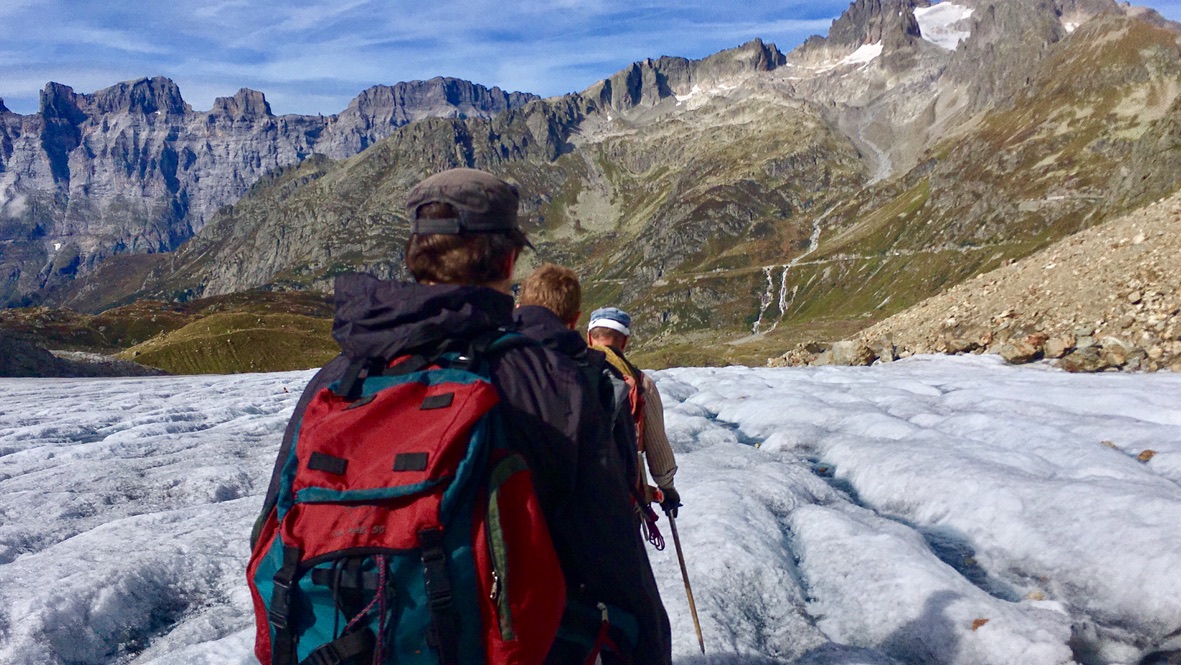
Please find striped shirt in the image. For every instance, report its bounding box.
[640,373,677,490]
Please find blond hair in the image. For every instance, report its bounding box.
[519,263,581,325]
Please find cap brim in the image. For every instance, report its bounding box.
[588,318,630,336]
[511,228,535,251]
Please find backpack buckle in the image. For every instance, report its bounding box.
[268,579,292,630]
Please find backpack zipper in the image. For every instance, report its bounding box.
[486,458,519,641]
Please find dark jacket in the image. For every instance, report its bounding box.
[259,276,670,665]
[512,305,641,500]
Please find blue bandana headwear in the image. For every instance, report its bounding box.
[588,307,631,336]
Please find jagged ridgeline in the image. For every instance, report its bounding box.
[0,76,537,306]
[3,0,1181,371]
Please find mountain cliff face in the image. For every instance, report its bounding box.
[62,40,864,324]
[8,0,1181,372]
[0,77,536,306]
[583,39,788,113]
[738,2,1181,370]
[792,0,931,72]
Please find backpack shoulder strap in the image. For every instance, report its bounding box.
[594,344,645,394]
[332,330,534,398]
[473,329,537,357]
[463,329,538,373]
[332,356,389,400]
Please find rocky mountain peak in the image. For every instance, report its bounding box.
[39,82,86,122]
[830,0,928,48]
[88,76,190,116]
[322,77,539,157]
[945,0,1069,109]
[0,73,545,305]
[790,0,930,68]
[1057,0,1121,18]
[211,88,272,120]
[0,98,8,114]
[583,38,786,113]
[1119,3,1181,30]
[697,38,787,78]
[38,77,193,121]
[342,77,535,125]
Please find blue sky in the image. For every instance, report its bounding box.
[2,0,1180,116]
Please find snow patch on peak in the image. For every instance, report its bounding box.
[674,82,740,109]
[841,42,883,66]
[796,42,884,76]
[915,2,974,50]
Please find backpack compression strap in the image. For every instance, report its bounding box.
[420,528,460,665]
[269,547,302,665]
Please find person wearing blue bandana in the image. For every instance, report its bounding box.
[586,307,681,518]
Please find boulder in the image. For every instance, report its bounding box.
[803,341,829,354]
[865,337,896,362]
[1043,337,1074,359]
[829,341,876,366]
[999,337,1042,364]
[1060,347,1108,373]
[769,342,821,367]
[946,338,981,354]
[1098,336,1134,368]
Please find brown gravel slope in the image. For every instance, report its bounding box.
[772,190,1181,372]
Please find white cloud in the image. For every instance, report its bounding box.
[12,0,1178,116]
[273,0,376,33]
[61,27,172,55]
[189,0,251,21]
[0,0,39,21]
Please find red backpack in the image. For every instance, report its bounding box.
[247,334,566,665]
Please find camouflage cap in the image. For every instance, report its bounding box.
[406,168,532,248]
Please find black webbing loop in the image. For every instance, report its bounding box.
[459,328,533,374]
[298,627,376,665]
[270,547,303,665]
[472,328,532,357]
[386,333,494,376]
[310,567,381,591]
[333,358,375,401]
[419,528,460,665]
[383,354,434,377]
[379,329,533,381]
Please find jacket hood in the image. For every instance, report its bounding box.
[331,273,513,360]
[512,305,588,359]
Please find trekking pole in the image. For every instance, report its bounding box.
[665,511,705,654]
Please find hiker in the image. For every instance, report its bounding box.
[586,307,681,519]
[512,263,642,507]
[249,168,671,665]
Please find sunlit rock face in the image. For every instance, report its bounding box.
[0,76,536,305]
